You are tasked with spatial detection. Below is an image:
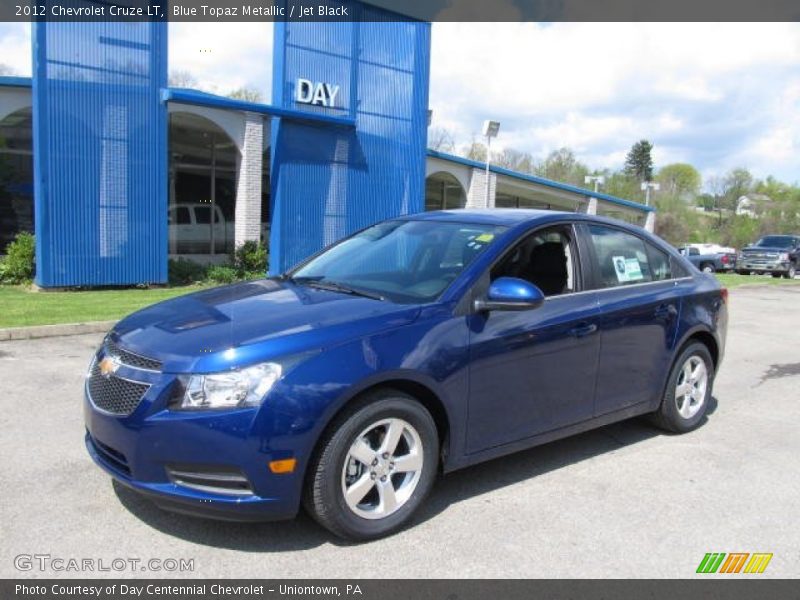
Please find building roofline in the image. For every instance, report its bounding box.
[427,149,655,213]
[162,87,356,128]
[0,76,32,88]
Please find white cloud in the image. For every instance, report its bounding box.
[0,23,31,76]
[168,23,273,98]
[430,22,800,181]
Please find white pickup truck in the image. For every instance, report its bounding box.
[168,203,269,254]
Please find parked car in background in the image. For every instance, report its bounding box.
[168,203,269,255]
[737,235,800,279]
[677,245,737,273]
[85,210,727,540]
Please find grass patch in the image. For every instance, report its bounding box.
[0,284,216,329]
[715,273,800,289]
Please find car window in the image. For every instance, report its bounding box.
[175,206,190,225]
[646,242,672,281]
[292,220,507,303]
[491,226,577,297]
[587,225,653,288]
[195,207,211,224]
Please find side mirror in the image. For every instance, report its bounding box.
[474,277,545,312]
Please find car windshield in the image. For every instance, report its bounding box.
[755,236,794,248]
[290,220,507,303]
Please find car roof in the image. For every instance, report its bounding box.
[402,209,568,226]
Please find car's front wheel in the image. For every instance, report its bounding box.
[304,390,439,540]
[651,342,714,433]
[784,263,797,279]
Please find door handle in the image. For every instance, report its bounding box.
[569,323,598,338]
[654,303,678,319]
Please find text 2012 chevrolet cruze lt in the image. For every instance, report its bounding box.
[84,210,727,540]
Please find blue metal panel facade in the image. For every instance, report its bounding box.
[269,3,431,273]
[32,17,167,287]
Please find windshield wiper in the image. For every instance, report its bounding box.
[290,277,386,301]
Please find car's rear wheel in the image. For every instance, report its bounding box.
[700,263,715,273]
[304,390,439,540]
[651,342,714,433]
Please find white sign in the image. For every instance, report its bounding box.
[612,255,644,283]
[295,78,340,108]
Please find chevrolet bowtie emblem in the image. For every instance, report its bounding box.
[99,356,121,378]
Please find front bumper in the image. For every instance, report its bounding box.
[738,259,791,274]
[83,358,305,522]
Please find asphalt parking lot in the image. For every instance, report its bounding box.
[1,285,798,579]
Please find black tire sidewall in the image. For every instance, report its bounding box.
[308,394,439,540]
[660,342,714,433]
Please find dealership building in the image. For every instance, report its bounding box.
[0,7,654,287]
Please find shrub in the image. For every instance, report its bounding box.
[206,265,238,284]
[168,258,207,285]
[232,240,268,275]
[0,231,35,284]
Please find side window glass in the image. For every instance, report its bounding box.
[587,225,653,288]
[195,207,211,224]
[491,226,576,297]
[646,243,672,281]
[176,207,190,225]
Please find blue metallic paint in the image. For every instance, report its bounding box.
[85,211,727,520]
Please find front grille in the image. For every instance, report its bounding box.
[105,339,162,371]
[87,432,131,476]
[166,465,254,497]
[87,360,150,416]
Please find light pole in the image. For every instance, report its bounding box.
[482,120,500,206]
[584,175,605,193]
[641,181,660,206]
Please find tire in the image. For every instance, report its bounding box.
[736,270,750,276]
[784,264,797,279]
[772,272,782,278]
[303,389,439,541]
[700,263,715,274]
[651,342,714,434]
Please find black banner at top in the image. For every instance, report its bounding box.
[2,0,800,22]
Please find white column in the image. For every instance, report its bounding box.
[234,112,264,248]
[466,167,496,208]
[644,211,656,232]
[586,196,598,215]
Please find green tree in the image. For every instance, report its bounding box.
[493,147,534,174]
[228,87,263,103]
[721,167,754,211]
[624,139,654,182]
[535,147,589,187]
[657,163,701,200]
[463,140,487,162]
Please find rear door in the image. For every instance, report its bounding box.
[581,224,684,415]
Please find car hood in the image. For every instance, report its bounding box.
[110,279,421,373]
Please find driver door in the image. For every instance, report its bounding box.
[466,224,601,453]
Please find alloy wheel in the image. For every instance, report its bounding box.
[340,418,423,520]
[675,356,708,419]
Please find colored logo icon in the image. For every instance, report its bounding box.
[696,553,773,574]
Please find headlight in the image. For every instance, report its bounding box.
[174,362,282,410]
[778,252,789,262]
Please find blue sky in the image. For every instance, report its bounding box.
[1,22,798,185]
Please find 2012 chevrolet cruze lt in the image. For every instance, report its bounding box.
[85,210,727,540]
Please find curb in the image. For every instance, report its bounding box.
[0,320,116,342]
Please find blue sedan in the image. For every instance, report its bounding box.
[84,210,727,540]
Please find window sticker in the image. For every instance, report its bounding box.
[475,233,495,243]
[612,255,644,283]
